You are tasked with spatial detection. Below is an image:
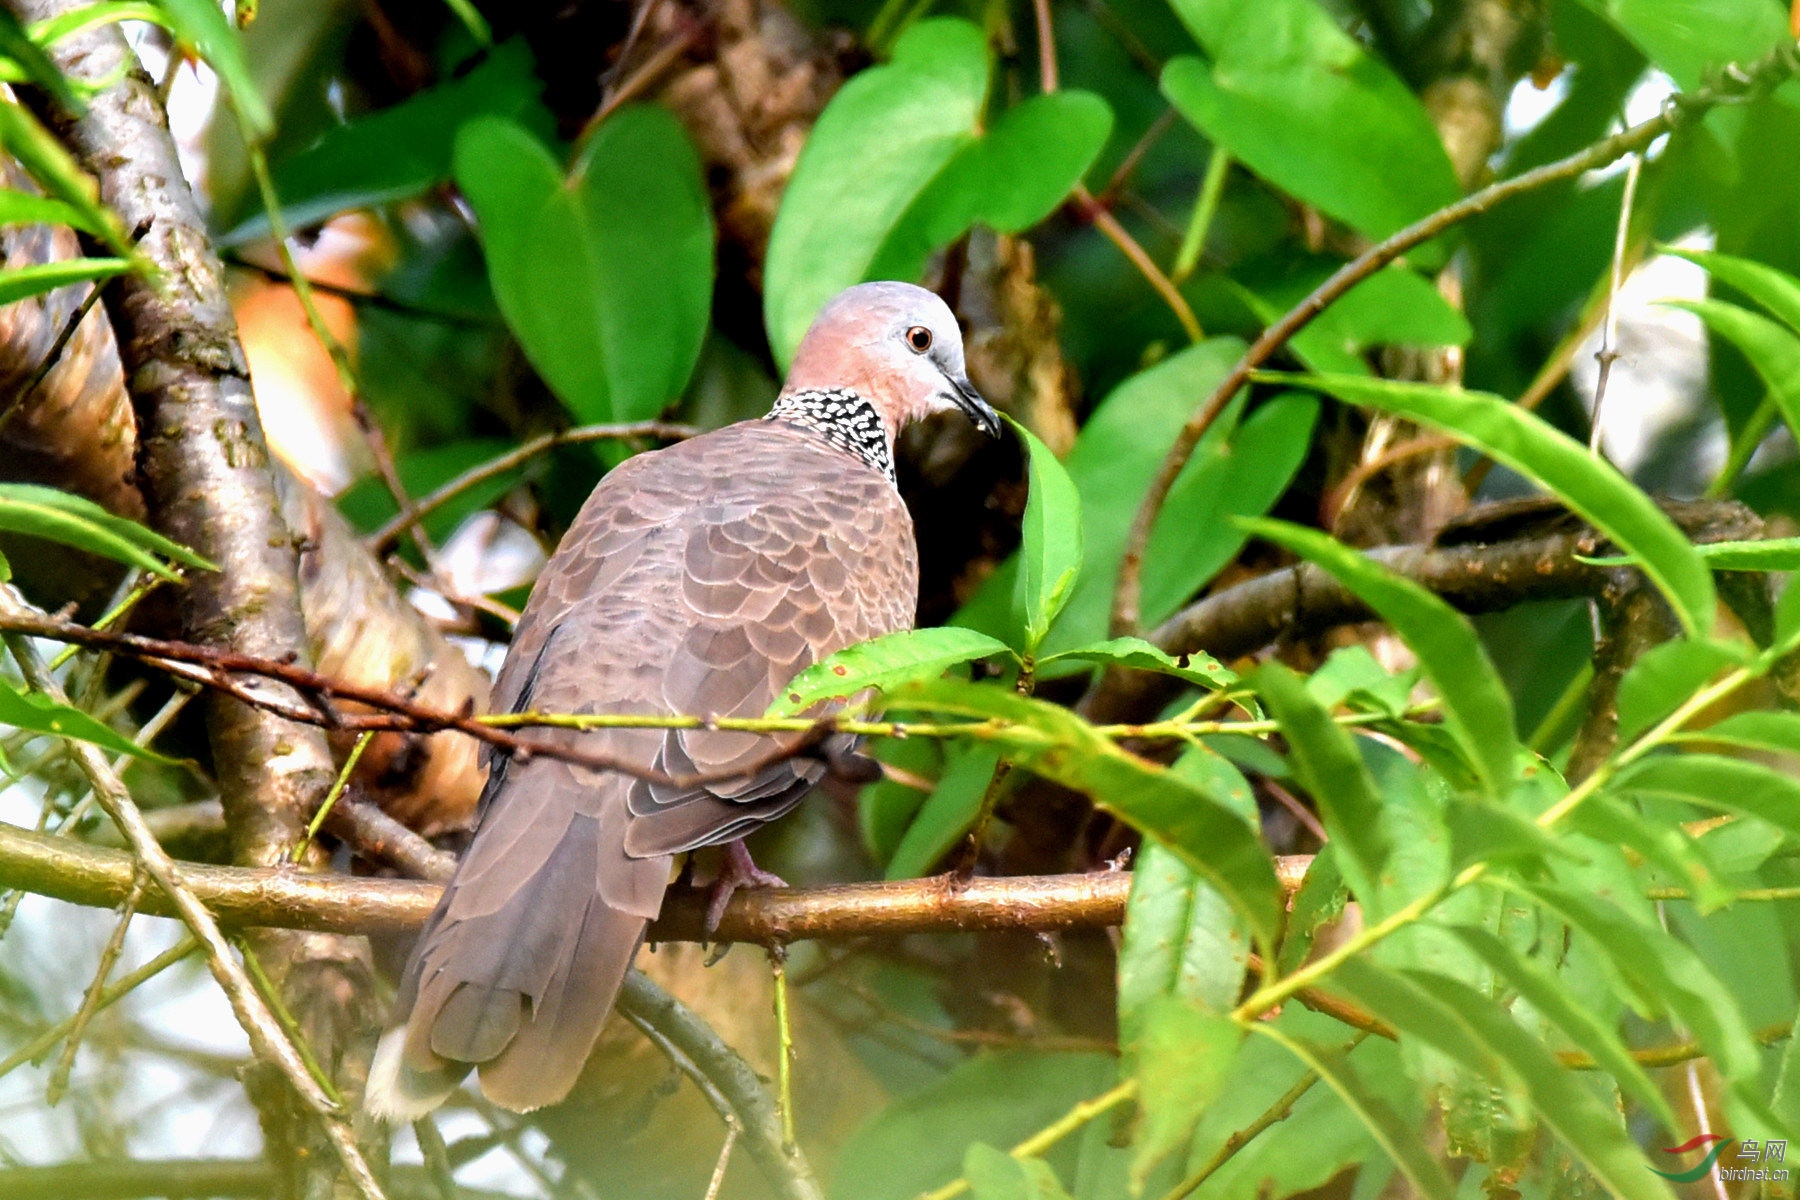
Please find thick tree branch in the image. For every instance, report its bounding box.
[0,817,1309,941]
[1085,498,1766,723]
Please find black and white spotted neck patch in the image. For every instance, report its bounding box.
[765,388,895,483]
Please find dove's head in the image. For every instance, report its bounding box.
[780,282,1001,440]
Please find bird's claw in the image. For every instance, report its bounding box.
[704,840,787,941]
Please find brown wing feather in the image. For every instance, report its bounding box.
[386,421,917,1114]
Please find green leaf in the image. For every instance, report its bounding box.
[0,678,174,763]
[1250,1022,1457,1200]
[1772,1008,1800,1138]
[1159,0,1459,244]
[0,483,214,578]
[827,1050,1117,1200]
[230,40,550,241]
[768,626,1015,719]
[453,108,714,426]
[1451,925,1677,1130]
[0,100,130,255]
[1567,790,1732,912]
[1276,846,1346,975]
[868,90,1114,282]
[1329,960,1676,1200]
[1582,537,1800,570]
[0,256,129,304]
[1663,245,1800,336]
[1615,638,1749,743]
[964,1143,1073,1200]
[29,2,174,48]
[1009,416,1084,654]
[764,18,1111,363]
[1570,0,1789,90]
[1514,880,1764,1093]
[158,0,273,139]
[884,677,1283,956]
[1617,754,1800,849]
[1241,517,1518,798]
[1039,637,1235,690]
[1235,265,1472,377]
[1262,371,1716,637]
[1689,710,1800,756]
[1665,299,1800,447]
[0,6,82,113]
[884,742,1002,880]
[1118,832,1253,1038]
[0,187,103,233]
[1140,393,1319,625]
[953,339,1251,654]
[1129,999,1243,1188]
[1251,661,1388,911]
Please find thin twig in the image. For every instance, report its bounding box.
[367,420,696,553]
[770,944,796,1147]
[704,1124,741,1200]
[1589,152,1643,456]
[1072,188,1203,343]
[1108,44,1800,638]
[916,1078,1139,1200]
[616,971,824,1200]
[0,588,386,1200]
[1172,147,1230,285]
[292,730,372,864]
[1155,1042,1345,1200]
[413,1117,458,1200]
[44,870,145,1105]
[0,936,198,1083]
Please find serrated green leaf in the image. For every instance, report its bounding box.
[1260,372,1715,637]
[1252,661,1388,912]
[1039,637,1234,690]
[1568,790,1732,912]
[1251,1021,1457,1200]
[157,0,272,138]
[1330,961,1677,1200]
[765,18,1111,363]
[1513,880,1764,1095]
[1615,638,1750,743]
[1009,416,1084,655]
[1666,299,1800,448]
[0,483,214,578]
[0,678,174,763]
[964,1143,1073,1200]
[1129,998,1242,1188]
[1617,754,1800,850]
[1119,831,1252,1038]
[884,742,1001,880]
[883,677,1282,956]
[1689,710,1800,756]
[1241,517,1518,798]
[1451,925,1677,1130]
[769,626,1015,719]
[454,109,714,426]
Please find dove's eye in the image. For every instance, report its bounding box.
[905,326,933,353]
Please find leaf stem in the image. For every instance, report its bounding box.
[915,1078,1140,1200]
[1172,148,1229,285]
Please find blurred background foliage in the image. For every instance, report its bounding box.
[3,0,1800,1197]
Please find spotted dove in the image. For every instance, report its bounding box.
[366,282,1000,1118]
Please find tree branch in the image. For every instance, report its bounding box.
[0,817,1309,941]
[1106,37,1800,639]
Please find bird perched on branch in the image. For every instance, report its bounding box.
[367,281,1000,1117]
